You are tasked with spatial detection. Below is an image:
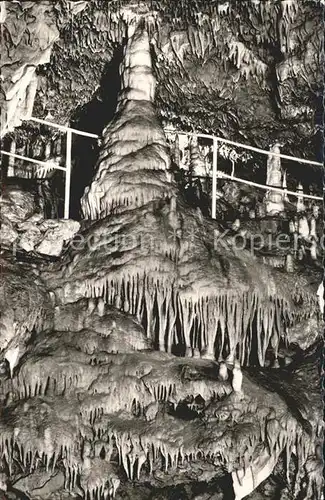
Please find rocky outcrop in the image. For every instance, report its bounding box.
[0,1,87,137]
[1,2,59,136]
[0,257,53,375]
[1,185,36,225]
[33,219,80,256]
[53,298,151,352]
[13,470,65,499]
[0,185,41,250]
[0,7,322,500]
[0,196,80,257]
[0,335,322,499]
[232,447,281,500]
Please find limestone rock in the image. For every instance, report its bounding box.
[1,0,89,137]
[298,216,309,239]
[1,187,36,225]
[0,221,18,247]
[190,136,206,177]
[0,258,54,374]
[13,470,64,499]
[0,471,7,491]
[17,212,43,231]
[45,21,320,373]
[296,183,305,213]
[82,23,175,219]
[36,220,80,256]
[286,316,322,351]
[232,447,281,499]
[317,282,323,314]
[309,217,317,239]
[54,299,150,353]
[18,227,42,252]
[0,2,60,136]
[119,25,156,105]
[0,6,323,500]
[10,216,81,256]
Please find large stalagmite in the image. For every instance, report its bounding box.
[81,23,175,219]
[49,23,320,365]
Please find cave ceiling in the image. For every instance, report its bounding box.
[1,0,323,158]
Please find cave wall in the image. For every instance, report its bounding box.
[1,0,323,159]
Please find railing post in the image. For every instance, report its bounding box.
[64,129,72,219]
[231,159,235,178]
[211,138,218,219]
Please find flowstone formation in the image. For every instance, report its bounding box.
[0,18,323,500]
[50,24,320,366]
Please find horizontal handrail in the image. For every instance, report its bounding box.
[2,118,322,220]
[2,147,321,202]
[27,117,100,139]
[25,117,322,167]
[164,128,323,167]
[0,150,67,172]
[217,171,323,201]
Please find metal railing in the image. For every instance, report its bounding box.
[164,129,323,219]
[0,118,322,219]
[0,117,98,219]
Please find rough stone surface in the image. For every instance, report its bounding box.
[1,1,322,159]
[48,25,320,372]
[0,187,36,225]
[18,227,43,253]
[0,222,18,247]
[53,298,151,352]
[0,257,54,374]
[82,25,175,219]
[0,8,322,500]
[7,216,81,256]
[264,143,284,216]
[13,470,64,499]
[35,220,80,256]
[0,1,87,136]
[286,316,322,351]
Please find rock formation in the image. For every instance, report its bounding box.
[43,25,320,371]
[189,136,206,177]
[0,1,87,137]
[0,184,80,256]
[81,23,174,219]
[264,143,284,216]
[0,6,323,500]
[1,1,322,158]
